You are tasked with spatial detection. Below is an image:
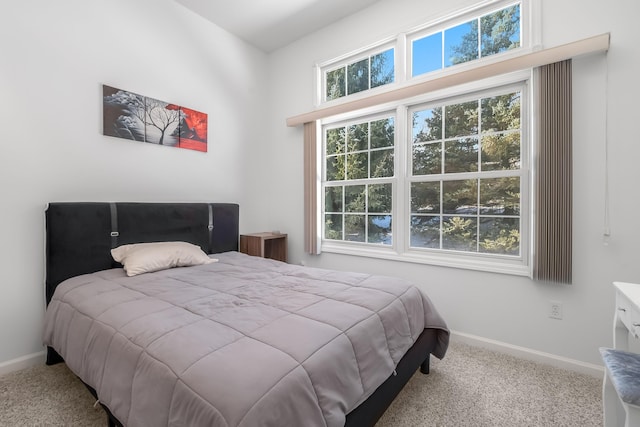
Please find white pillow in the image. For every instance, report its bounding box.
[111,241,217,277]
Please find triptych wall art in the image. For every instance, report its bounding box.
[102,85,208,152]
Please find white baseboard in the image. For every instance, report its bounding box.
[450,330,604,378]
[0,350,46,377]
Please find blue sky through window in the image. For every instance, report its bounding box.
[412,33,442,76]
[412,109,439,140]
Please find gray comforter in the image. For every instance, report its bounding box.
[43,251,448,427]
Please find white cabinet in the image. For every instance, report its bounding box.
[613,282,640,350]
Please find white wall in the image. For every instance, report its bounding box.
[264,0,640,366]
[2,0,639,371]
[0,0,268,365]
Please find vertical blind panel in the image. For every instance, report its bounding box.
[304,121,319,254]
[535,60,572,284]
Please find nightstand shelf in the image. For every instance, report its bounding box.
[240,232,287,263]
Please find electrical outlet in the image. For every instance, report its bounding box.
[549,301,563,320]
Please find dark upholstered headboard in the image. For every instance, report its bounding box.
[45,202,239,305]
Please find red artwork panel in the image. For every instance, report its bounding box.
[166,105,208,152]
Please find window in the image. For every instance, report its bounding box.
[411,3,521,77]
[324,116,395,244]
[320,81,528,274]
[296,0,600,280]
[320,3,524,104]
[315,0,532,275]
[324,48,395,101]
[409,90,522,255]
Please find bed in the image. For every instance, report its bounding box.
[43,202,449,427]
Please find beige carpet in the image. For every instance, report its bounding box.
[0,341,602,426]
[377,341,602,426]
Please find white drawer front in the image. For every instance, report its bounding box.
[616,290,640,339]
[616,291,633,332]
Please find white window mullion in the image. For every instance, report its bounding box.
[314,64,322,107]
[396,33,407,86]
[441,29,445,74]
[477,17,482,60]
[395,105,407,255]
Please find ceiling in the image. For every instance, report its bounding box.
[175,0,383,52]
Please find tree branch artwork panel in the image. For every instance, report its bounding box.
[102,85,208,152]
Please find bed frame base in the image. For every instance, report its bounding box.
[344,328,437,426]
[46,346,63,366]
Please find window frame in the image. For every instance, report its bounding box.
[320,73,532,276]
[321,111,398,248]
[314,0,539,276]
[319,41,398,105]
[406,1,527,80]
[315,0,537,107]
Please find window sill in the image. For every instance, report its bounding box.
[321,241,531,277]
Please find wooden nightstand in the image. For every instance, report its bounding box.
[240,232,288,263]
